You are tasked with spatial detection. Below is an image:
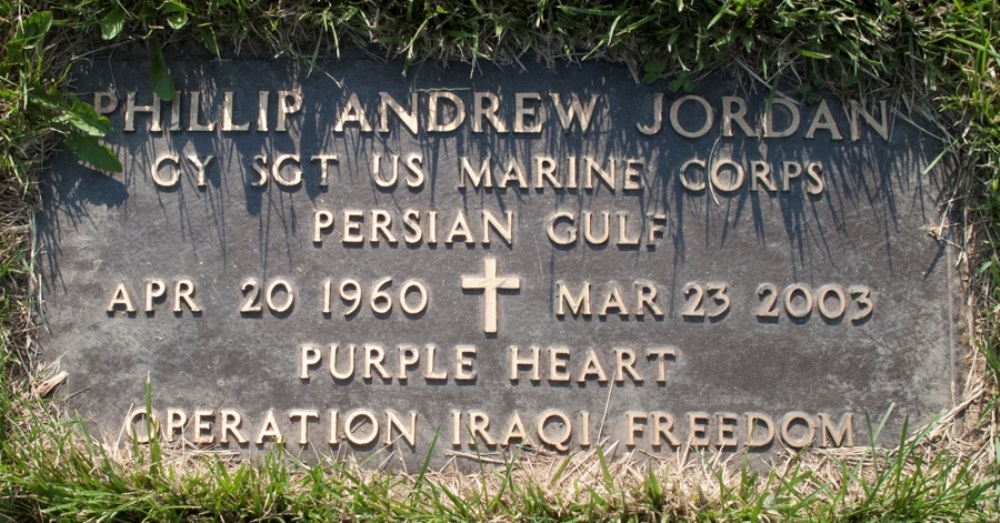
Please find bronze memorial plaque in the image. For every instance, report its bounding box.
[37,56,962,466]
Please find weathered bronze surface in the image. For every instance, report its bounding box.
[37,57,961,466]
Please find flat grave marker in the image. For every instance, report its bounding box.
[37,56,962,466]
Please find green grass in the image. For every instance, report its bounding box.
[1,412,996,521]
[0,0,999,520]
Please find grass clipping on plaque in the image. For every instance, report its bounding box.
[0,0,998,520]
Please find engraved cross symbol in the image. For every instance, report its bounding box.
[461,257,521,334]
